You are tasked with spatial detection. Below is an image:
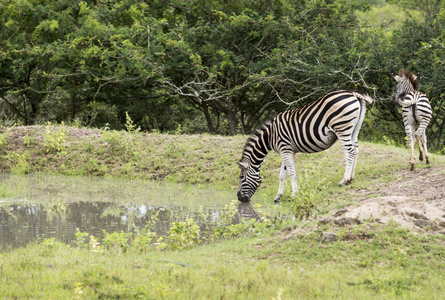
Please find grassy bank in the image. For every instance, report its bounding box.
[1,124,445,299]
[1,124,440,202]
[1,223,444,299]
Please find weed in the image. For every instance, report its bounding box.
[40,237,68,255]
[125,112,141,134]
[0,128,11,149]
[102,123,140,158]
[290,164,328,220]
[102,231,132,252]
[74,228,89,248]
[132,210,160,252]
[23,132,31,147]
[89,235,102,253]
[157,218,201,250]
[8,152,30,174]
[44,122,66,153]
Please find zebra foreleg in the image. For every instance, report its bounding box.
[274,161,288,203]
[274,152,298,203]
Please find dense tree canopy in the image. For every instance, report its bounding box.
[1,0,445,150]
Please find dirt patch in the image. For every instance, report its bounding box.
[332,167,445,233]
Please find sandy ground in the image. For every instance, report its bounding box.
[330,166,445,233]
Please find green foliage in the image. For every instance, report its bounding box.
[0,129,11,148]
[157,218,201,250]
[74,228,89,248]
[124,111,140,134]
[102,231,132,252]
[1,0,445,147]
[39,237,68,255]
[43,122,66,153]
[8,152,30,175]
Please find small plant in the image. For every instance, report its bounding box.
[291,187,318,221]
[40,237,67,255]
[132,210,160,252]
[23,132,31,147]
[74,228,89,248]
[102,114,141,157]
[157,218,201,250]
[44,122,66,153]
[89,235,102,253]
[9,152,30,174]
[124,111,141,134]
[102,230,132,252]
[0,128,11,148]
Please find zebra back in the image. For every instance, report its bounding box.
[268,90,371,154]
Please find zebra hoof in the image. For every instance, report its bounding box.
[338,179,351,187]
[410,165,415,171]
[419,154,424,161]
[426,158,430,165]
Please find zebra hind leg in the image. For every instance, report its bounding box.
[415,132,424,162]
[407,129,416,171]
[417,129,430,165]
[338,146,357,186]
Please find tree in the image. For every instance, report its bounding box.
[159,0,373,135]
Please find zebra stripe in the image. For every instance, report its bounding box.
[237,90,372,203]
[394,70,432,170]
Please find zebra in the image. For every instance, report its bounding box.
[394,70,432,171]
[237,90,373,203]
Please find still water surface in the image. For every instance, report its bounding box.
[0,174,259,250]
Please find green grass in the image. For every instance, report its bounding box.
[1,223,444,299]
[1,125,445,298]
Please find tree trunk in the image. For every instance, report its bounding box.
[70,76,78,122]
[201,101,214,133]
[226,110,237,136]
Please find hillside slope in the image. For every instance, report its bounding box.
[1,125,444,232]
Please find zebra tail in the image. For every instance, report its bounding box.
[352,92,373,105]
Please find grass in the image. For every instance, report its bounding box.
[1,124,445,298]
[1,223,444,299]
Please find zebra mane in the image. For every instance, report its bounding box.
[399,70,419,91]
[240,120,272,161]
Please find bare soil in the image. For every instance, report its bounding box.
[334,166,445,233]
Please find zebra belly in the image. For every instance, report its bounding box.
[287,127,338,154]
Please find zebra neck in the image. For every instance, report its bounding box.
[242,122,272,170]
[396,86,415,105]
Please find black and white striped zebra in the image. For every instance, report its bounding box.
[394,70,432,171]
[237,90,373,203]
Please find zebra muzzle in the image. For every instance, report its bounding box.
[237,191,250,202]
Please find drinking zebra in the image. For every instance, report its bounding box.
[394,70,432,171]
[237,90,373,203]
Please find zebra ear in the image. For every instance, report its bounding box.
[394,75,401,82]
[412,74,417,81]
[238,161,248,170]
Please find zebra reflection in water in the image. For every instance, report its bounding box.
[232,202,261,224]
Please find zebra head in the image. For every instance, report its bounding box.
[237,160,262,202]
[394,71,417,102]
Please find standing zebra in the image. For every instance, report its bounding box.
[394,70,432,171]
[237,90,373,203]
